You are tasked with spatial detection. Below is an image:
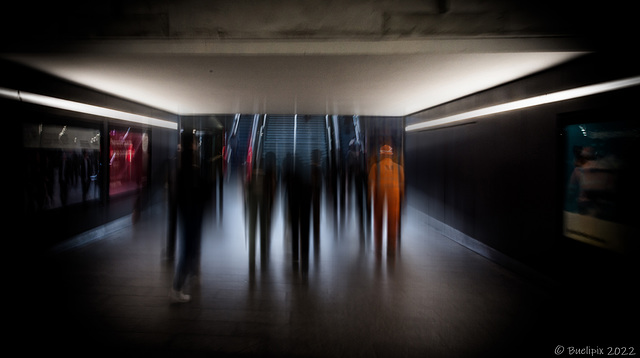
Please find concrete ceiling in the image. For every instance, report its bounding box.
[1,0,610,116]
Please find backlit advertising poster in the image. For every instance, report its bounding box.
[109,128,148,197]
[562,117,639,254]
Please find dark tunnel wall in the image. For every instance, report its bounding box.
[405,53,640,279]
[2,59,179,250]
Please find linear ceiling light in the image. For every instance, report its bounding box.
[406,75,640,132]
[0,87,178,130]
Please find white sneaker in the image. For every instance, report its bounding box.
[169,289,191,303]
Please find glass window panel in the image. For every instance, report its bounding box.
[22,123,102,212]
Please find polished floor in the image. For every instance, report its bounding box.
[28,180,637,357]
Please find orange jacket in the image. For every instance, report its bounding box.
[368,157,405,201]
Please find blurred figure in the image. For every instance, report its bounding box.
[211,146,225,223]
[244,152,277,273]
[262,152,277,263]
[325,146,339,234]
[310,149,324,246]
[346,139,366,239]
[164,153,178,262]
[283,153,313,273]
[369,144,405,257]
[282,153,294,238]
[568,146,619,219]
[132,139,147,225]
[568,146,596,215]
[170,134,206,303]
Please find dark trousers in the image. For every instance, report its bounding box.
[289,193,311,272]
[246,191,273,271]
[173,199,204,291]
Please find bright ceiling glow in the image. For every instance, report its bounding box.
[2,49,585,116]
[0,87,178,130]
[406,76,640,132]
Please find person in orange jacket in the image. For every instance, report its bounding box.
[368,144,405,256]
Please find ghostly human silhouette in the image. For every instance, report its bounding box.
[369,144,405,257]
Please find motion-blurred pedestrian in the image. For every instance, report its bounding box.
[369,144,405,257]
[170,133,206,303]
[284,153,313,273]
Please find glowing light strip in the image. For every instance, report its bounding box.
[0,87,178,130]
[406,76,640,132]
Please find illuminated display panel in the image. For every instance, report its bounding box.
[561,115,640,254]
[109,128,149,197]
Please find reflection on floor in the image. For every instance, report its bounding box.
[30,179,637,358]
